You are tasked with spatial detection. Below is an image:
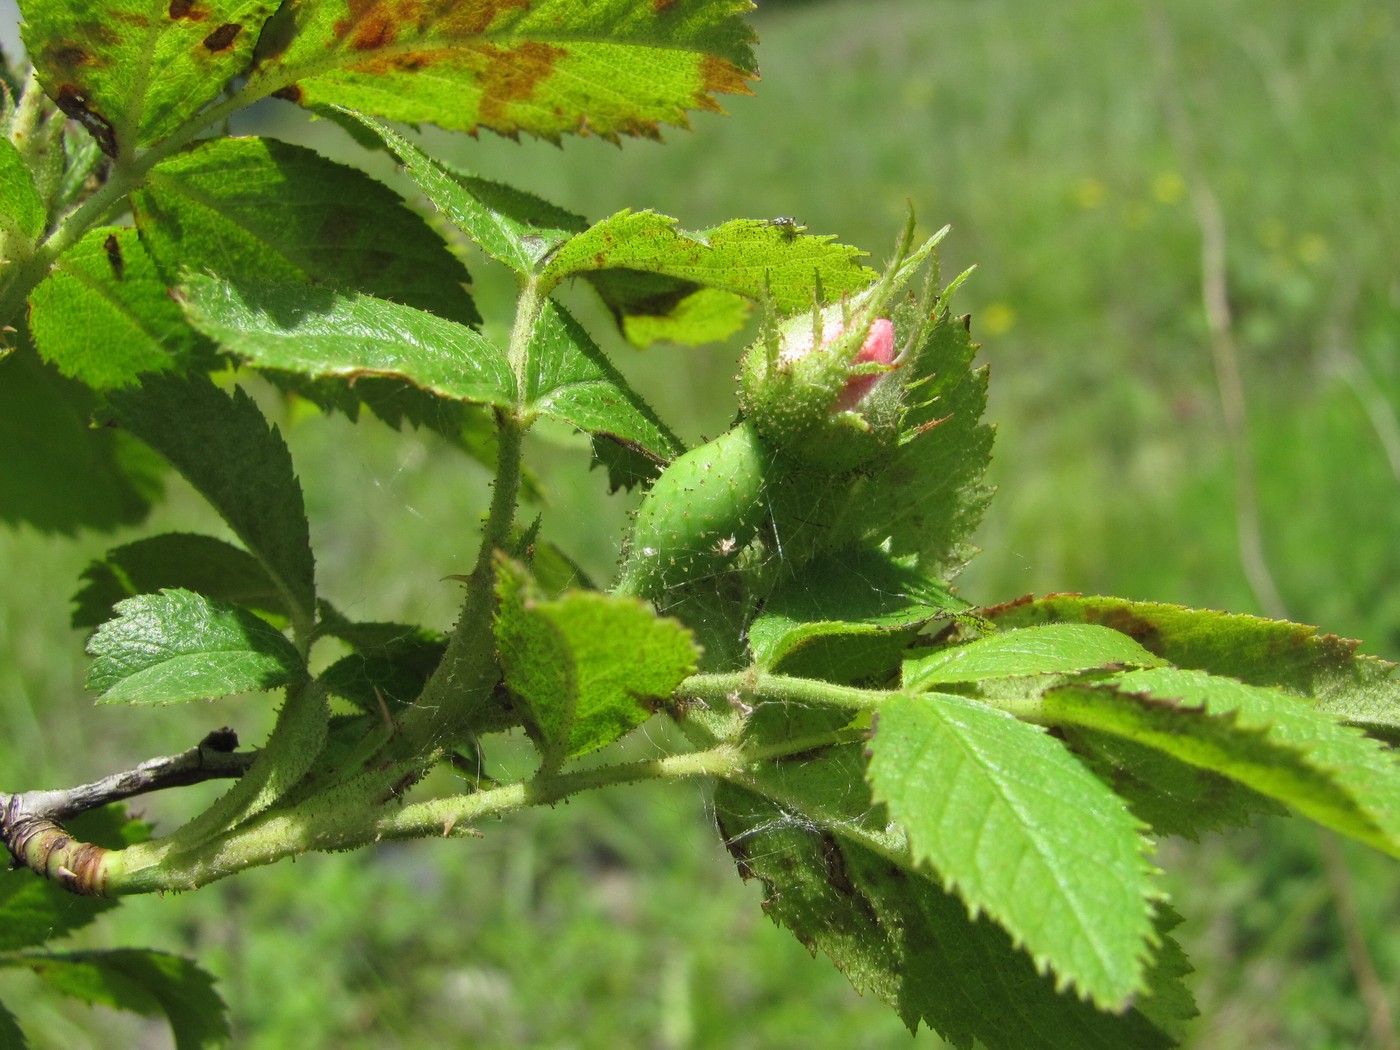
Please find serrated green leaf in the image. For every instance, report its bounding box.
[541,210,875,312]
[750,546,966,681]
[0,136,43,239]
[868,692,1159,1009]
[134,135,478,325]
[1073,667,1400,857]
[347,112,586,274]
[86,588,305,704]
[180,276,514,410]
[0,999,27,1050]
[102,371,316,625]
[715,771,1176,1050]
[72,532,287,629]
[28,227,203,389]
[0,348,164,533]
[23,0,273,154]
[247,0,757,142]
[1131,906,1198,1043]
[23,949,228,1050]
[525,298,683,461]
[904,623,1165,690]
[495,557,697,760]
[988,595,1400,740]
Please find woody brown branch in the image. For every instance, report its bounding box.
[1,728,256,896]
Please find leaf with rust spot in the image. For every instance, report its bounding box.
[248,0,757,141]
[22,0,278,152]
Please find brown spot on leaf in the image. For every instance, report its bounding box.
[653,0,678,10]
[334,0,418,51]
[50,45,92,69]
[103,234,124,279]
[473,41,567,128]
[168,0,206,20]
[203,23,242,52]
[438,0,531,35]
[272,84,304,103]
[979,593,1035,619]
[54,85,118,157]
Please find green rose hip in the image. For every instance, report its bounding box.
[614,419,787,601]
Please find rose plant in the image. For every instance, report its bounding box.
[1,2,1398,1047]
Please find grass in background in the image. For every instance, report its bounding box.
[3,0,1399,1045]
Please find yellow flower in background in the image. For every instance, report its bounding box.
[1075,177,1107,209]
[1296,233,1330,265]
[1152,171,1185,205]
[981,302,1016,336]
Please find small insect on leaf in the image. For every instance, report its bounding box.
[763,216,804,241]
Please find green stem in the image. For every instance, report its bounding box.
[678,670,893,712]
[100,725,864,894]
[156,678,331,853]
[393,279,544,753]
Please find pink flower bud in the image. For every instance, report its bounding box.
[835,317,896,411]
[778,316,897,413]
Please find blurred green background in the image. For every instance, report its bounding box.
[3,0,1399,1045]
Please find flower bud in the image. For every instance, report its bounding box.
[740,293,904,473]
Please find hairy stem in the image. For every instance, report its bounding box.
[100,726,863,895]
[394,280,542,753]
[678,670,892,713]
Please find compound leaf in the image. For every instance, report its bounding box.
[86,588,305,704]
[23,948,228,1050]
[868,692,1159,1009]
[248,0,757,142]
[750,546,966,682]
[494,557,697,761]
[1064,727,1284,841]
